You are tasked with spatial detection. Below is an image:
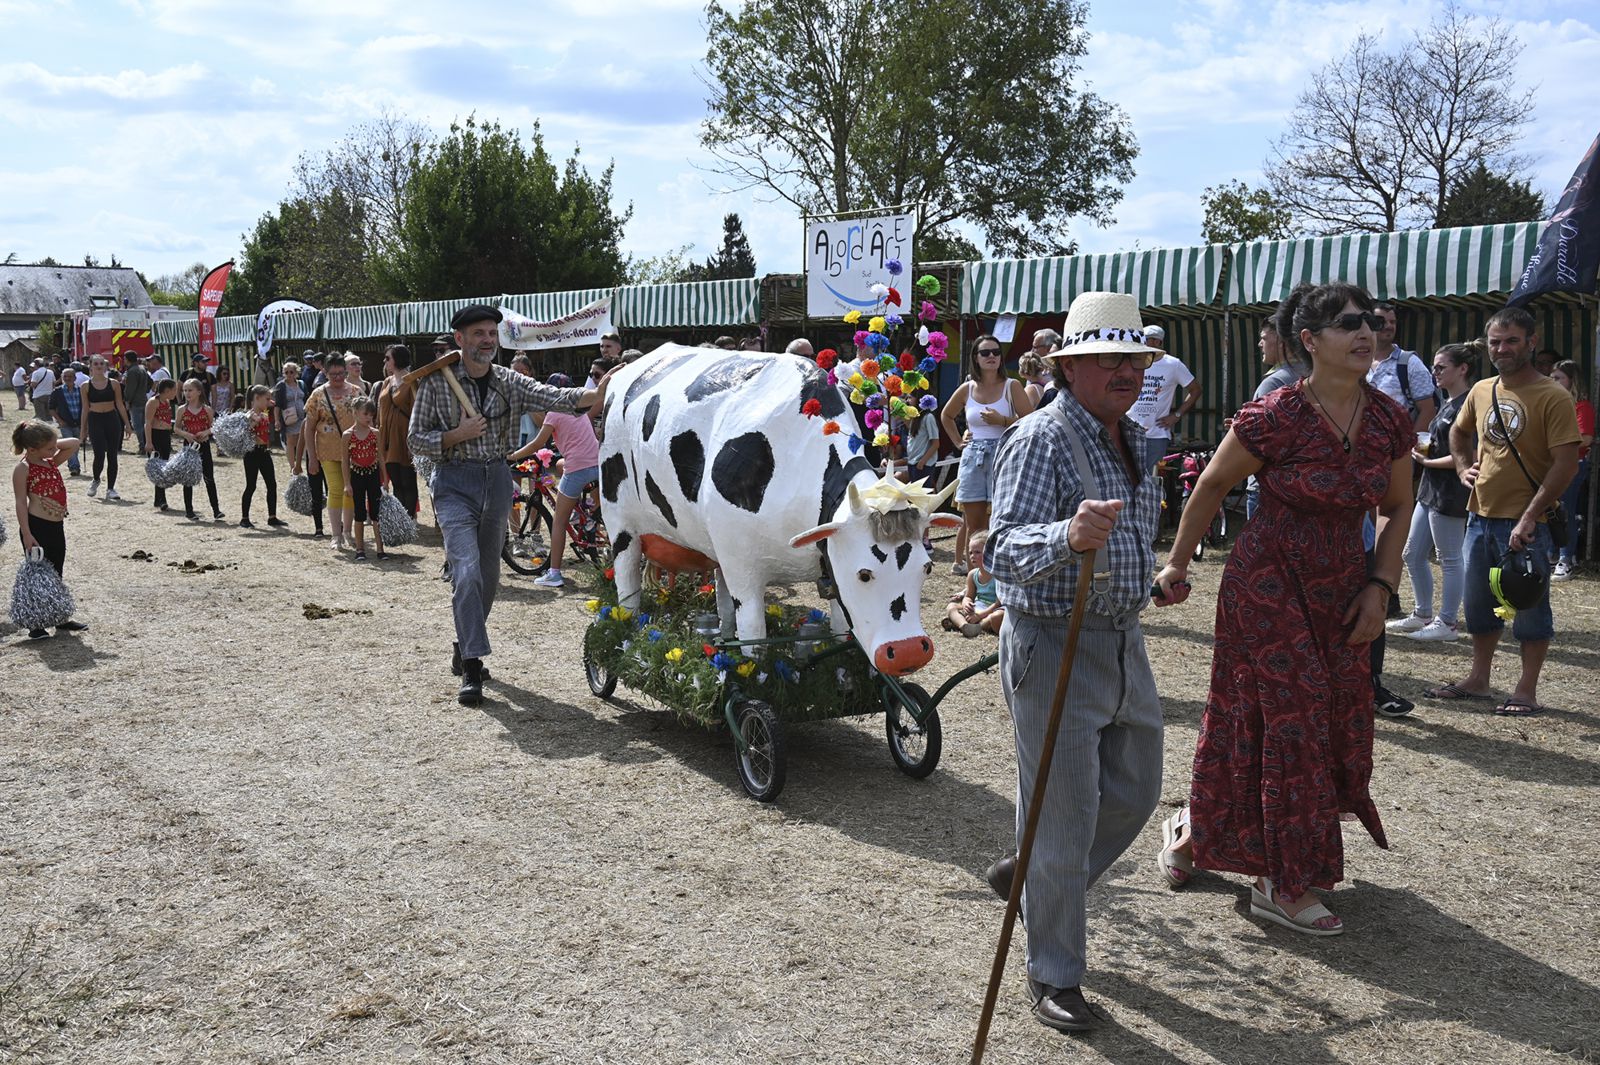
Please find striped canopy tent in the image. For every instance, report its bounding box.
[398,296,498,337]
[323,304,398,341]
[274,308,321,340]
[500,287,614,321]
[153,317,196,346]
[613,277,759,329]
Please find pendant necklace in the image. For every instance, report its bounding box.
[1304,380,1360,453]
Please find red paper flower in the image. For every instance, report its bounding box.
[604,566,615,580]
[816,349,838,369]
[891,434,901,446]
[703,643,717,657]
[897,351,915,371]
[822,420,841,435]
[802,398,822,417]
[886,287,902,306]
[698,583,715,595]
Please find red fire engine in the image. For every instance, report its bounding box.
[61,294,192,362]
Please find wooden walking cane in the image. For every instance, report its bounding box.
[970,553,1100,1065]
[402,350,479,418]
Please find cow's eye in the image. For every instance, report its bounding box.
[924,561,933,575]
[857,568,873,583]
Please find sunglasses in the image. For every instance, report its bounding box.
[1077,351,1156,370]
[976,348,1003,357]
[1318,312,1386,333]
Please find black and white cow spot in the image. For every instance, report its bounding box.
[645,470,677,528]
[895,542,913,570]
[797,364,847,418]
[612,530,633,556]
[685,356,769,404]
[818,448,875,526]
[870,545,888,563]
[711,431,776,514]
[890,594,907,622]
[669,430,705,502]
[624,350,698,408]
[601,452,629,504]
[642,394,662,441]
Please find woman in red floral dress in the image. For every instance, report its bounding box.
[1153,282,1414,936]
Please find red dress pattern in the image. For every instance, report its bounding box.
[1189,383,1413,899]
[180,406,211,436]
[27,460,68,519]
[348,431,379,471]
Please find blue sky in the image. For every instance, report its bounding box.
[2,0,1596,286]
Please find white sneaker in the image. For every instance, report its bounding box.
[1386,612,1431,634]
[1409,617,1460,641]
[532,571,564,588]
[87,480,99,497]
[1552,559,1573,582]
[105,487,120,500]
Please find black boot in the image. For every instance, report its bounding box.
[458,658,484,706]
[451,642,488,679]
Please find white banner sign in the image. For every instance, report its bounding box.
[255,299,318,357]
[498,296,615,351]
[805,211,916,318]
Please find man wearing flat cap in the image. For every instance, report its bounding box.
[409,303,617,705]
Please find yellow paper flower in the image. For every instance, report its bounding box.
[611,606,632,623]
[737,661,758,677]
[666,647,685,663]
[873,430,890,447]
[656,588,670,604]
[766,604,784,619]
[869,316,887,334]
[585,598,601,613]
[843,310,862,324]
[848,372,865,388]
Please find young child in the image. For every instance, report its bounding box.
[341,397,386,561]
[144,378,177,512]
[239,385,285,529]
[11,420,88,639]
[173,378,222,520]
[944,528,1004,637]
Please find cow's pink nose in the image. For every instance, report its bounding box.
[874,636,933,676]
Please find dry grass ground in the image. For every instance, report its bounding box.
[2,446,1596,1064]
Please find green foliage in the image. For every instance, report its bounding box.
[701,0,1136,258]
[918,227,985,263]
[625,244,697,285]
[584,572,878,727]
[679,213,757,281]
[34,320,62,357]
[1434,161,1545,229]
[383,116,631,300]
[1201,181,1294,244]
[145,262,208,309]
[220,191,393,316]
[219,211,286,317]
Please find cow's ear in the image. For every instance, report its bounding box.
[790,521,844,548]
[926,513,963,530]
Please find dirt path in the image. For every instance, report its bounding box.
[3,448,1597,1063]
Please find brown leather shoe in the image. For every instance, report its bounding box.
[1028,980,1103,1032]
[985,853,1017,900]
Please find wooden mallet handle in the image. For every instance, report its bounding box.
[402,350,478,419]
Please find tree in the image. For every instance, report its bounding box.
[1434,161,1545,228]
[679,213,758,281]
[1201,180,1293,244]
[146,262,209,309]
[219,190,390,315]
[918,227,985,262]
[625,244,697,285]
[700,0,1137,258]
[384,116,631,300]
[1266,7,1535,234]
[220,210,288,317]
[292,108,431,263]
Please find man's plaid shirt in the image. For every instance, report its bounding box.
[984,388,1160,618]
[408,359,585,463]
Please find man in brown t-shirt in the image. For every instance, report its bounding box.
[375,344,418,516]
[1436,306,1580,715]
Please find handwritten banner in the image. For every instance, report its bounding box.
[805,212,916,319]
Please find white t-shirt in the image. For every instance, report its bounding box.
[30,367,55,398]
[11,367,26,389]
[1128,354,1195,439]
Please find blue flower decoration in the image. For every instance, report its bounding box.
[647,628,664,642]
[886,259,903,276]
[806,608,827,623]
[711,652,735,671]
[847,434,865,454]
[885,313,904,328]
[774,659,799,683]
[866,393,887,409]
[867,332,891,350]
[918,395,939,412]
[599,606,613,619]
[918,357,937,374]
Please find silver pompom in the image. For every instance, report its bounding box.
[10,549,76,631]
[284,473,315,516]
[211,411,254,458]
[164,446,204,486]
[376,491,418,546]
[145,453,178,488]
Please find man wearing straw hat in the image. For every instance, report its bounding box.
[983,291,1175,1032]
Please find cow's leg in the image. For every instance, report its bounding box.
[721,570,770,643]
[613,529,644,613]
[714,567,736,638]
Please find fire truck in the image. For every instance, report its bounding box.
[61,294,193,362]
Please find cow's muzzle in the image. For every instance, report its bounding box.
[874,636,934,676]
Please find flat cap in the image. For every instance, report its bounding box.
[450,304,502,331]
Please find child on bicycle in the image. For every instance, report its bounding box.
[524,373,600,589]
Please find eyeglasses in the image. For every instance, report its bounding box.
[1317,312,1385,333]
[1431,364,1453,374]
[976,348,1003,357]
[1077,350,1156,370]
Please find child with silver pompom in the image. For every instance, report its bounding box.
[144,378,179,510]
[174,378,223,520]
[11,420,88,639]
[238,386,286,529]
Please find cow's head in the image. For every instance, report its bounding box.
[789,474,961,676]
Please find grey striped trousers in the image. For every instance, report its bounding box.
[999,608,1164,989]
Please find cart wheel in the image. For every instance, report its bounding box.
[733,700,786,802]
[884,682,942,779]
[582,626,617,699]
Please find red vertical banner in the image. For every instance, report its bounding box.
[196,261,234,367]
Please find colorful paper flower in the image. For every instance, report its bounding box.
[919,301,938,322]
[890,398,909,417]
[853,330,871,348]
[849,389,865,404]
[869,283,888,298]
[736,660,758,677]
[867,332,891,350]
[816,349,838,369]
[647,628,664,642]
[918,356,937,374]
[665,647,685,663]
[585,598,601,614]
[827,371,838,387]
[847,434,865,454]
[656,588,671,604]
[896,351,915,371]
[869,316,887,334]
[807,608,827,623]
[917,325,930,345]
[864,409,885,430]
[861,359,880,379]
[711,652,735,672]
[916,274,941,295]
[774,659,799,683]
[703,643,717,657]
[698,583,715,596]
[802,398,822,418]
[822,420,842,435]
[843,309,862,324]
[603,566,615,580]
[886,288,903,307]
[848,371,865,388]
[886,259,903,276]
[884,376,903,396]
[919,394,939,412]
[766,603,785,619]
[885,312,904,327]
[600,606,612,619]
[865,392,887,409]
[873,430,890,447]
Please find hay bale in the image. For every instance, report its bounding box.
[165,446,203,487]
[376,492,417,546]
[284,474,315,516]
[10,550,75,631]
[210,411,254,458]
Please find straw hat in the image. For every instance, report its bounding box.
[1048,292,1150,359]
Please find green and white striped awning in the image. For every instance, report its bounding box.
[613,277,760,328]
[500,288,614,321]
[399,296,498,336]
[215,315,256,344]
[275,309,321,340]
[1225,222,1543,306]
[153,317,197,346]
[323,304,399,340]
[961,245,1228,316]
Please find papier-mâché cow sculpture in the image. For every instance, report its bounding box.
[598,344,959,676]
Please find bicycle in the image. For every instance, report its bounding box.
[1158,442,1246,561]
[501,451,609,575]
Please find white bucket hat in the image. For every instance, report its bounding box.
[1048,292,1150,359]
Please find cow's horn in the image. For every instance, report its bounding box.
[847,480,864,515]
[928,477,959,512]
